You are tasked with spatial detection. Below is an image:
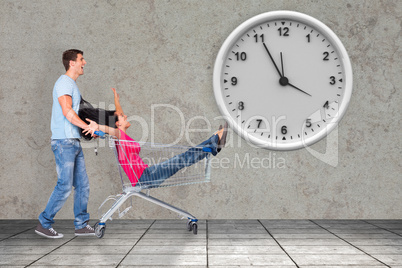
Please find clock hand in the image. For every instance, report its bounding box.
[263,42,282,78]
[279,52,312,97]
[287,82,312,97]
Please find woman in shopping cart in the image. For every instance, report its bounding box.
[80,88,227,188]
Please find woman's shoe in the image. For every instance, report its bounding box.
[217,122,228,153]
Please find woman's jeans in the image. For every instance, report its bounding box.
[38,139,90,230]
[138,134,219,188]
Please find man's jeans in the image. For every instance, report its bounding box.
[138,134,219,188]
[39,139,90,230]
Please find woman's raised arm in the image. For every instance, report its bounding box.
[112,88,124,116]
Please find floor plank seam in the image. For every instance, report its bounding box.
[363,220,402,238]
[115,219,155,267]
[257,219,300,268]
[0,226,36,243]
[310,219,392,268]
[206,219,209,267]
[24,236,77,267]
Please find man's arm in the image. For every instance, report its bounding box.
[58,95,96,134]
[83,119,121,139]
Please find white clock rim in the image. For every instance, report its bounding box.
[213,10,353,151]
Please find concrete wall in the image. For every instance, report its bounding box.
[0,0,400,220]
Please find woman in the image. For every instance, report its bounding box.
[81,88,227,188]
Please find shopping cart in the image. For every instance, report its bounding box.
[94,133,213,238]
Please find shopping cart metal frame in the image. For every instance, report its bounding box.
[94,135,212,238]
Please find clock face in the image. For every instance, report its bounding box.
[213,11,353,150]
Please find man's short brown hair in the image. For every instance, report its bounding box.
[62,49,83,71]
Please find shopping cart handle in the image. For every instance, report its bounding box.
[202,147,212,153]
[95,130,106,138]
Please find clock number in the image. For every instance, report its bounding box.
[235,52,247,61]
[323,52,329,61]
[231,77,237,85]
[281,126,287,134]
[278,27,289,37]
[238,101,244,110]
[323,101,329,109]
[254,34,264,43]
[306,34,311,43]
[329,76,336,85]
[256,119,262,128]
[306,119,312,128]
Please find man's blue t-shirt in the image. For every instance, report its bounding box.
[51,75,81,139]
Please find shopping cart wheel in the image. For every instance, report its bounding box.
[187,220,193,232]
[192,223,198,235]
[94,221,106,239]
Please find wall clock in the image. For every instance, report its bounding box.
[213,11,353,150]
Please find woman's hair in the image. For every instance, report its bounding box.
[78,97,118,140]
[62,49,83,71]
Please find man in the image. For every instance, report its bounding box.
[36,49,98,238]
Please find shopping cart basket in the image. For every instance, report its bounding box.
[94,134,212,238]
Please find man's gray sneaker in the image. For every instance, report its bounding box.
[35,223,64,239]
[75,223,96,236]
